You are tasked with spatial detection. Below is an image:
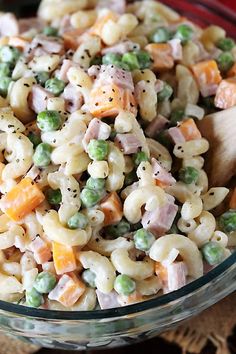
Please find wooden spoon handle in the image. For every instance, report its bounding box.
[197,106,236,187]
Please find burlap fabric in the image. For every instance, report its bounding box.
[0,293,235,354]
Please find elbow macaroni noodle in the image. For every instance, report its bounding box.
[0,0,233,310]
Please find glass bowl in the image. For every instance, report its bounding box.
[0,0,235,350]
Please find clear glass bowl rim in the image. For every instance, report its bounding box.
[0,252,235,320]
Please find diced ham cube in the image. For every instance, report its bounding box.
[102,41,140,55]
[151,158,176,187]
[0,13,19,37]
[168,126,185,144]
[145,114,169,138]
[168,38,183,60]
[62,83,83,113]
[19,17,44,34]
[166,261,187,292]
[95,64,134,91]
[214,78,236,109]
[115,133,142,154]
[141,196,178,237]
[155,79,165,94]
[29,85,53,114]
[96,290,120,309]
[29,236,51,264]
[56,59,73,82]
[96,0,126,14]
[82,118,111,151]
[26,35,64,59]
[48,274,86,307]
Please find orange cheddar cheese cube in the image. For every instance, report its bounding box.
[100,192,123,226]
[191,60,222,97]
[0,177,45,221]
[227,62,236,78]
[214,77,236,109]
[145,43,174,71]
[52,242,77,275]
[179,118,202,141]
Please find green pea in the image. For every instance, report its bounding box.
[80,188,102,208]
[87,139,109,161]
[67,212,89,229]
[115,61,130,71]
[0,45,20,65]
[26,288,44,308]
[132,151,149,166]
[81,269,96,288]
[37,110,62,132]
[0,62,11,77]
[179,166,199,184]
[122,52,140,71]
[43,26,58,37]
[136,50,151,69]
[34,272,57,294]
[134,228,155,252]
[114,274,136,296]
[33,143,52,167]
[102,53,122,65]
[90,55,103,66]
[0,77,11,97]
[109,130,117,140]
[170,109,185,126]
[201,241,225,265]
[219,210,236,233]
[157,82,173,102]
[174,24,194,43]
[216,37,235,51]
[168,223,179,234]
[105,219,131,238]
[149,27,171,43]
[46,188,62,205]
[35,71,50,86]
[124,170,137,187]
[86,177,105,190]
[28,132,41,148]
[217,52,234,72]
[45,78,65,96]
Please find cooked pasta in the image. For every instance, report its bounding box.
[0,0,234,311]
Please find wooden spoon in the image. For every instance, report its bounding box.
[197,106,236,187]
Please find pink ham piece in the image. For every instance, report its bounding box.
[82,118,111,150]
[96,290,120,309]
[19,17,45,34]
[168,39,183,60]
[26,35,64,59]
[29,85,53,114]
[155,79,165,94]
[58,15,73,35]
[56,59,73,82]
[145,114,169,138]
[168,126,185,144]
[29,236,51,265]
[165,261,187,293]
[0,13,19,37]
[95,64,134,91]
[115,133,142,154]
[151,158,176,186]
[200,84,219,98]
[141,195,178,237]
[102,41,140,55]
[62,83,83,113]
[96,0,126,14]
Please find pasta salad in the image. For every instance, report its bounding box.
[0,0,235,311]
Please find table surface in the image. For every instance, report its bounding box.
[36,333,236,354]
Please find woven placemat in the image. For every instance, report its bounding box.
[0,293,235,354]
